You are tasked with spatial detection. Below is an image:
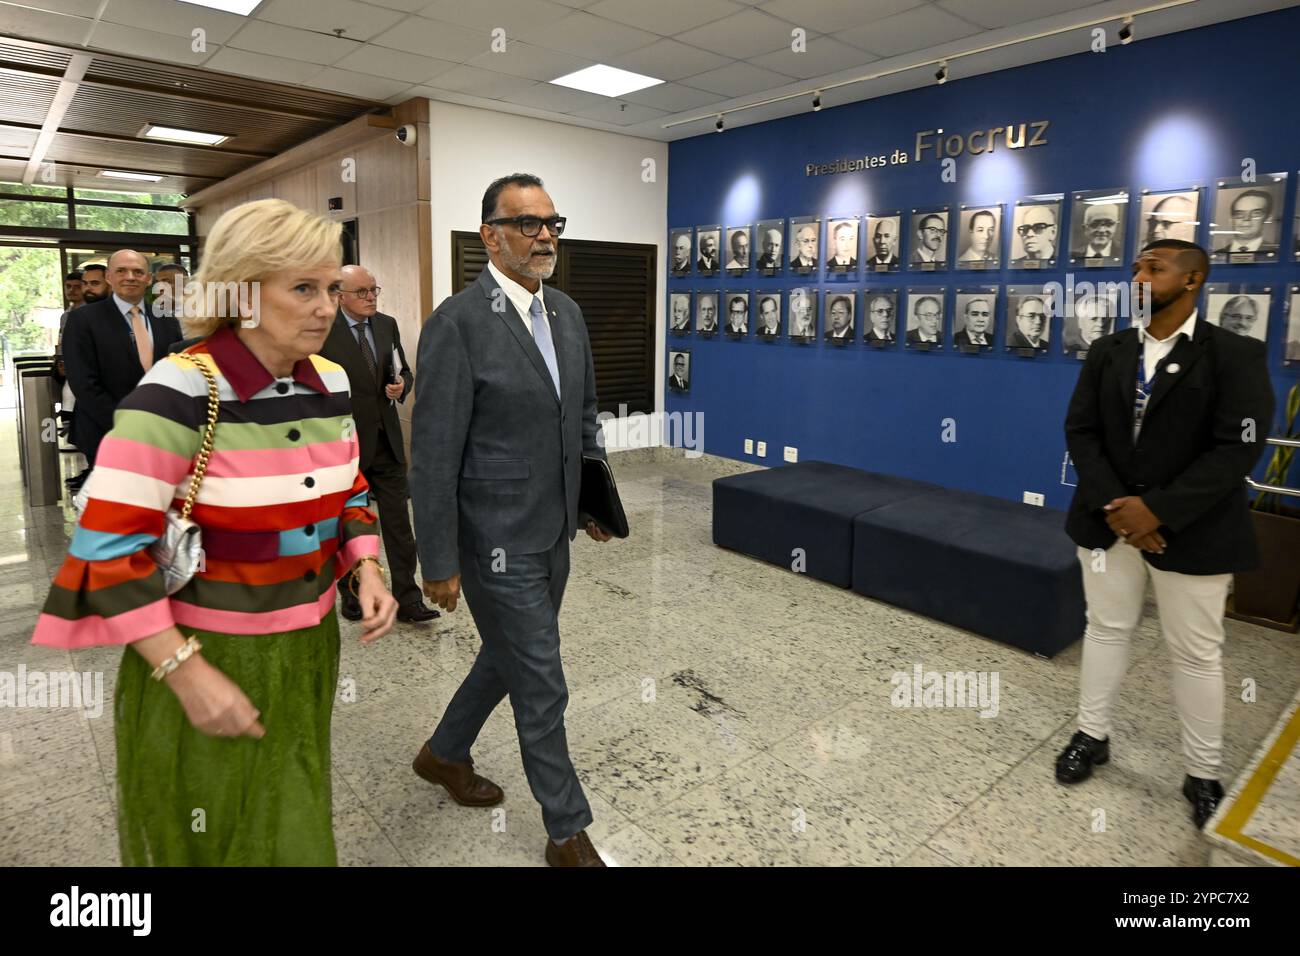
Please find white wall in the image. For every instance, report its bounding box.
[427,101,668,450]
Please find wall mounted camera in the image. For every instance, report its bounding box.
[395,124,417,146]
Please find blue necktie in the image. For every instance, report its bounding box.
[529,295,560,398]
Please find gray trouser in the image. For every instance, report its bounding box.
[428,531,592,841]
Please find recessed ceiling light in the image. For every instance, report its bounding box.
[550,64,662,98]
[142,124,229,146]
[99,170,164,182]
[176,0,264,14]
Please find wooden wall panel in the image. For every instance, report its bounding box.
[354,135,417,215]
[273,166,316,211]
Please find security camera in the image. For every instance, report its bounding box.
[395,124,417,146]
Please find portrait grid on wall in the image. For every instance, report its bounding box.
[724,290,750,338]
[865,212,902,273]
[904,287,945,350]
[725,224,752,274]
[1138,186,1201,248]
[1210,173,1287,264]
[823,290,856,345]
[863,289,900,346]
[825,217,860,277]
[1204,284,1273,343]
[754,292,782,340]
[1005,285,1053,353]
[1062,284,1121,358]
[1287,286,1300,363]
[788,217,820,275]
[668,292,692,334]
[787,287,818,343]
[909,207,949,271]
[669,227,693,276]
[955,205,1002,270]
[667,349,691,394]
[1010,195,1062,269]
[755,218,785,275]
[952,287,999,352]
[695,290,719,337]
[695,225,721,276]
[1069,189,1128,266]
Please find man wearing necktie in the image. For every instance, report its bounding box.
[410,174,612,867]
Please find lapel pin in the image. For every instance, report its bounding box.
[1166,363,1180,374]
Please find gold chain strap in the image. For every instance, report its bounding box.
[174,353,220,522]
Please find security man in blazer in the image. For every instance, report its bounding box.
[409,173,612,868]
[319,265,437,625]
[1057,239,1275,829]
[61,250,182,466]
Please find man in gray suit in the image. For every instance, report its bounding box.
[409,173,612,868]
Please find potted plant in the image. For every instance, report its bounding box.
[1228,384,1300,632]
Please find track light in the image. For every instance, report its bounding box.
[812,91,822,112]
[935,61,948,85]
[715,114,724,132]
[1118,16,1134,44]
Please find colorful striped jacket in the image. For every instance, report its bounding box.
[32,325,380,649]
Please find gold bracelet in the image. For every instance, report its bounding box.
[151,636,202,682]
[349,556,386,597]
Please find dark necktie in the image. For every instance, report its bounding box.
[354,323,380,390]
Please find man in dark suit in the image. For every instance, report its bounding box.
[953,296,994,347]
[1007,296,1049,349]
[319,265,438,625]
[696,233,719,272]
[754,228,782,270]
[410,173,613,867]
[1057,239,1275,829]
[905,296,942,345]
[668,354,689,391]
[864,294,896,343]
[868,219,899,267]
[61,250,182,470]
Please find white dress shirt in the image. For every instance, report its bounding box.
[488,260,546,335]
[1138,308,1197,382]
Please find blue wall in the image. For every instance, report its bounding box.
[665,8,1300,510]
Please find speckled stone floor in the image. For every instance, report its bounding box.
[2,426,1297,867]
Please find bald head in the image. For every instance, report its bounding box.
[339,264,379,317]
[107,249,149,304]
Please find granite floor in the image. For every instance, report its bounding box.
[2,417,1298,867]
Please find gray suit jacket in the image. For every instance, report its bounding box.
[410,269,605,581]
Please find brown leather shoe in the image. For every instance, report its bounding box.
[545,830,606,867]
[411,744,504,807]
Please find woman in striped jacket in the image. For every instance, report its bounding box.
[32,199,398,865]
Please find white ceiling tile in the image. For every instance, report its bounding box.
[370,16,490,60]
[465,40,595,82]
[86,21,212,64]
[304,66,414,99]
[838,4,983,57]
[332,44,459,82]
[756,0,924,34]
[605,38,732,81]
[937,0,1100,30]
[415,0,575,34]
[363,0,431,10]
[425,64,542,98]
[97,0,249,44]
[255,0,407,43]
[680,59,798,96]
[0,4,93,46]
[585,0,744,35]
[568,99,667,124]
[749,35,876,78]
[2,0,101,15]
[505,81,615,113]
[548,0,600,7]
[225,20,361,63]
[619,80,721,111]
[527,11,661,58]
[675,8,803,60]
[201,46,327,84]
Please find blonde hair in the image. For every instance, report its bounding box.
[183,198,342,338]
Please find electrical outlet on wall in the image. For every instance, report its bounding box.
[784,446,798,463]
[756,441,767,458]
[744,438,754,454]
[1023,492,1045,507]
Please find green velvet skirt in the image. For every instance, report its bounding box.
[114,612,341,867]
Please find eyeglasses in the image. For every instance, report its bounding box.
[1230,209,1268,222]
[1017,222,1054,236]
[1020,311,1047,321]
[341,286,381,298]
[1086,219,1117,229]
[917,311,941,320]
[871,307,893,315]
[921,226,947,236]
[1220,312,1256,323]
[485,215,567,237]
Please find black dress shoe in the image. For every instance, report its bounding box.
[396,602,440,623]
[1055,730,1110,784]
[339,586,363,621]
[1182,775,1224,829]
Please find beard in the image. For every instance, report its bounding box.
[498,234,556,280]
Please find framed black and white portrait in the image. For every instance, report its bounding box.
[865,212,902,273]
[1005,285,1053,353]
[904,287,945,350]
[1069,189,1128,267]
[669,227,693,276]
[667,350,691,393]
[695,291,719,337]
[1011,196,1062,269]
[1286,286,1300,364]
[1062,285,1121,358]
[1210,174,1287,264]
[1204,284,1273,343]
[668,292,692,335]
[725,224,752,274]
[862,289,900,346]
[956,205,1002,270]
[754,218,785,275]
[754,293,782,340]
[788,217,820,275]
[823,291,856,345]
[724,291,750,338]
[825,217,860,276]
[1138,186,1201,247]
[909,207,949,271]
[787,287,818,343]
[952,288,999,352]
[695,225,721,276]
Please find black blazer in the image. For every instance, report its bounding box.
[318,310,413,471]
[954,328,993,348]
[1008,330,1045,349]
[62,297,182,462]
[906,329,940,345]
[1064,320,1275,574]
[865,330,895,344]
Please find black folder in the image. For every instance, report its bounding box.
[577,455,629,539]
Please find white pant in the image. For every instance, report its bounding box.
[1075,543,1231,779]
